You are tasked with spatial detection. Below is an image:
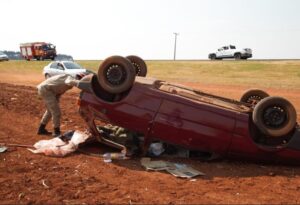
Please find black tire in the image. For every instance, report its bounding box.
[45,74,51,79]
[253,96,297,137]
[126,55,147,77]
[210,54,216,60]
[240,89,269,106]
[234,53,241,60]
[97,56,135,94]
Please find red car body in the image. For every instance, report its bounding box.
[78,75,300,165]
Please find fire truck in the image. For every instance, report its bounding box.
[20,42,57,61]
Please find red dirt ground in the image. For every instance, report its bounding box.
[1,77,300,204]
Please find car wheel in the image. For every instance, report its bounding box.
[240,89,269,106]
[97,56,136,94]
[126,55,147,77]
[253,96,297,137]
[234,53,241,60]
[210,54,216,60]
[45,74,51,79]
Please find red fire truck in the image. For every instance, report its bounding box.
[20,42,57,61]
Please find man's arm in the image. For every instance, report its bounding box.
[65,76,79,87]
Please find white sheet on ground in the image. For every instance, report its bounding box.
[28,130,90,157]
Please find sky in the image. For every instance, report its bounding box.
[1,0,300,60]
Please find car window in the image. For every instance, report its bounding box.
[63,62,83,69]
[41,44,54,51]
[57,63,64,70]
[230,45,236,49]
[224,46,229,50]
[50,62,58,69]
[0,51,5,55]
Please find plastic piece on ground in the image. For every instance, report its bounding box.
[148,142,165,156]
[103,152,127,163]
[0,146,8,153]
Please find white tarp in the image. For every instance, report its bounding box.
[28,130,90,157]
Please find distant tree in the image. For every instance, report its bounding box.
[2,50,22,60]
[55,54,74,61]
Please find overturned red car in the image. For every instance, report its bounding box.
[77,56,300,165]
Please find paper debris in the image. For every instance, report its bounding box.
[141,158,205,178]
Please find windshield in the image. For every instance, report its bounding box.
[64,62,84,70]
[42,44,55,51]
[0,51,5,55]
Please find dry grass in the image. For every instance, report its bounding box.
[1,60,300,89]
[145,60,300,89]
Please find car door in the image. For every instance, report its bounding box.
[49,62,64,76]
[222,46,230,57]
[150,99,235,154]
[216,48,224,58]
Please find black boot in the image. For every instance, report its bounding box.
[53,127,61,137]
[37,124,52,135]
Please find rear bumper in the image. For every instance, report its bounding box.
[241,53,252,58]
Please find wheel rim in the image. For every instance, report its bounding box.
[263,106,287,128]
[247,95,264,105]
[131,61,141,75]
[105,64,127,86]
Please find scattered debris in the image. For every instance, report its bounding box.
[141,158,172,171]
[268,172,276,176]
[0,143,33,149]
[18,192,25,200]
[41,179,50,189]
[141,158,205,178]
[167,163,204,178]
[148,142,165,156]
[0,146,8,153]
[103,152,127,163]
[97,125,140,154]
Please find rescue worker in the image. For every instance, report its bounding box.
[37,74,80,137]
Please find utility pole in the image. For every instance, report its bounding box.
[173,32,179,60]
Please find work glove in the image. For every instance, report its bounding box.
[65,76,79,87]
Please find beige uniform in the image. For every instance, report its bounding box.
[37,74,74,128]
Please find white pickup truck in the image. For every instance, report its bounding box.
[208,45,252,60]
